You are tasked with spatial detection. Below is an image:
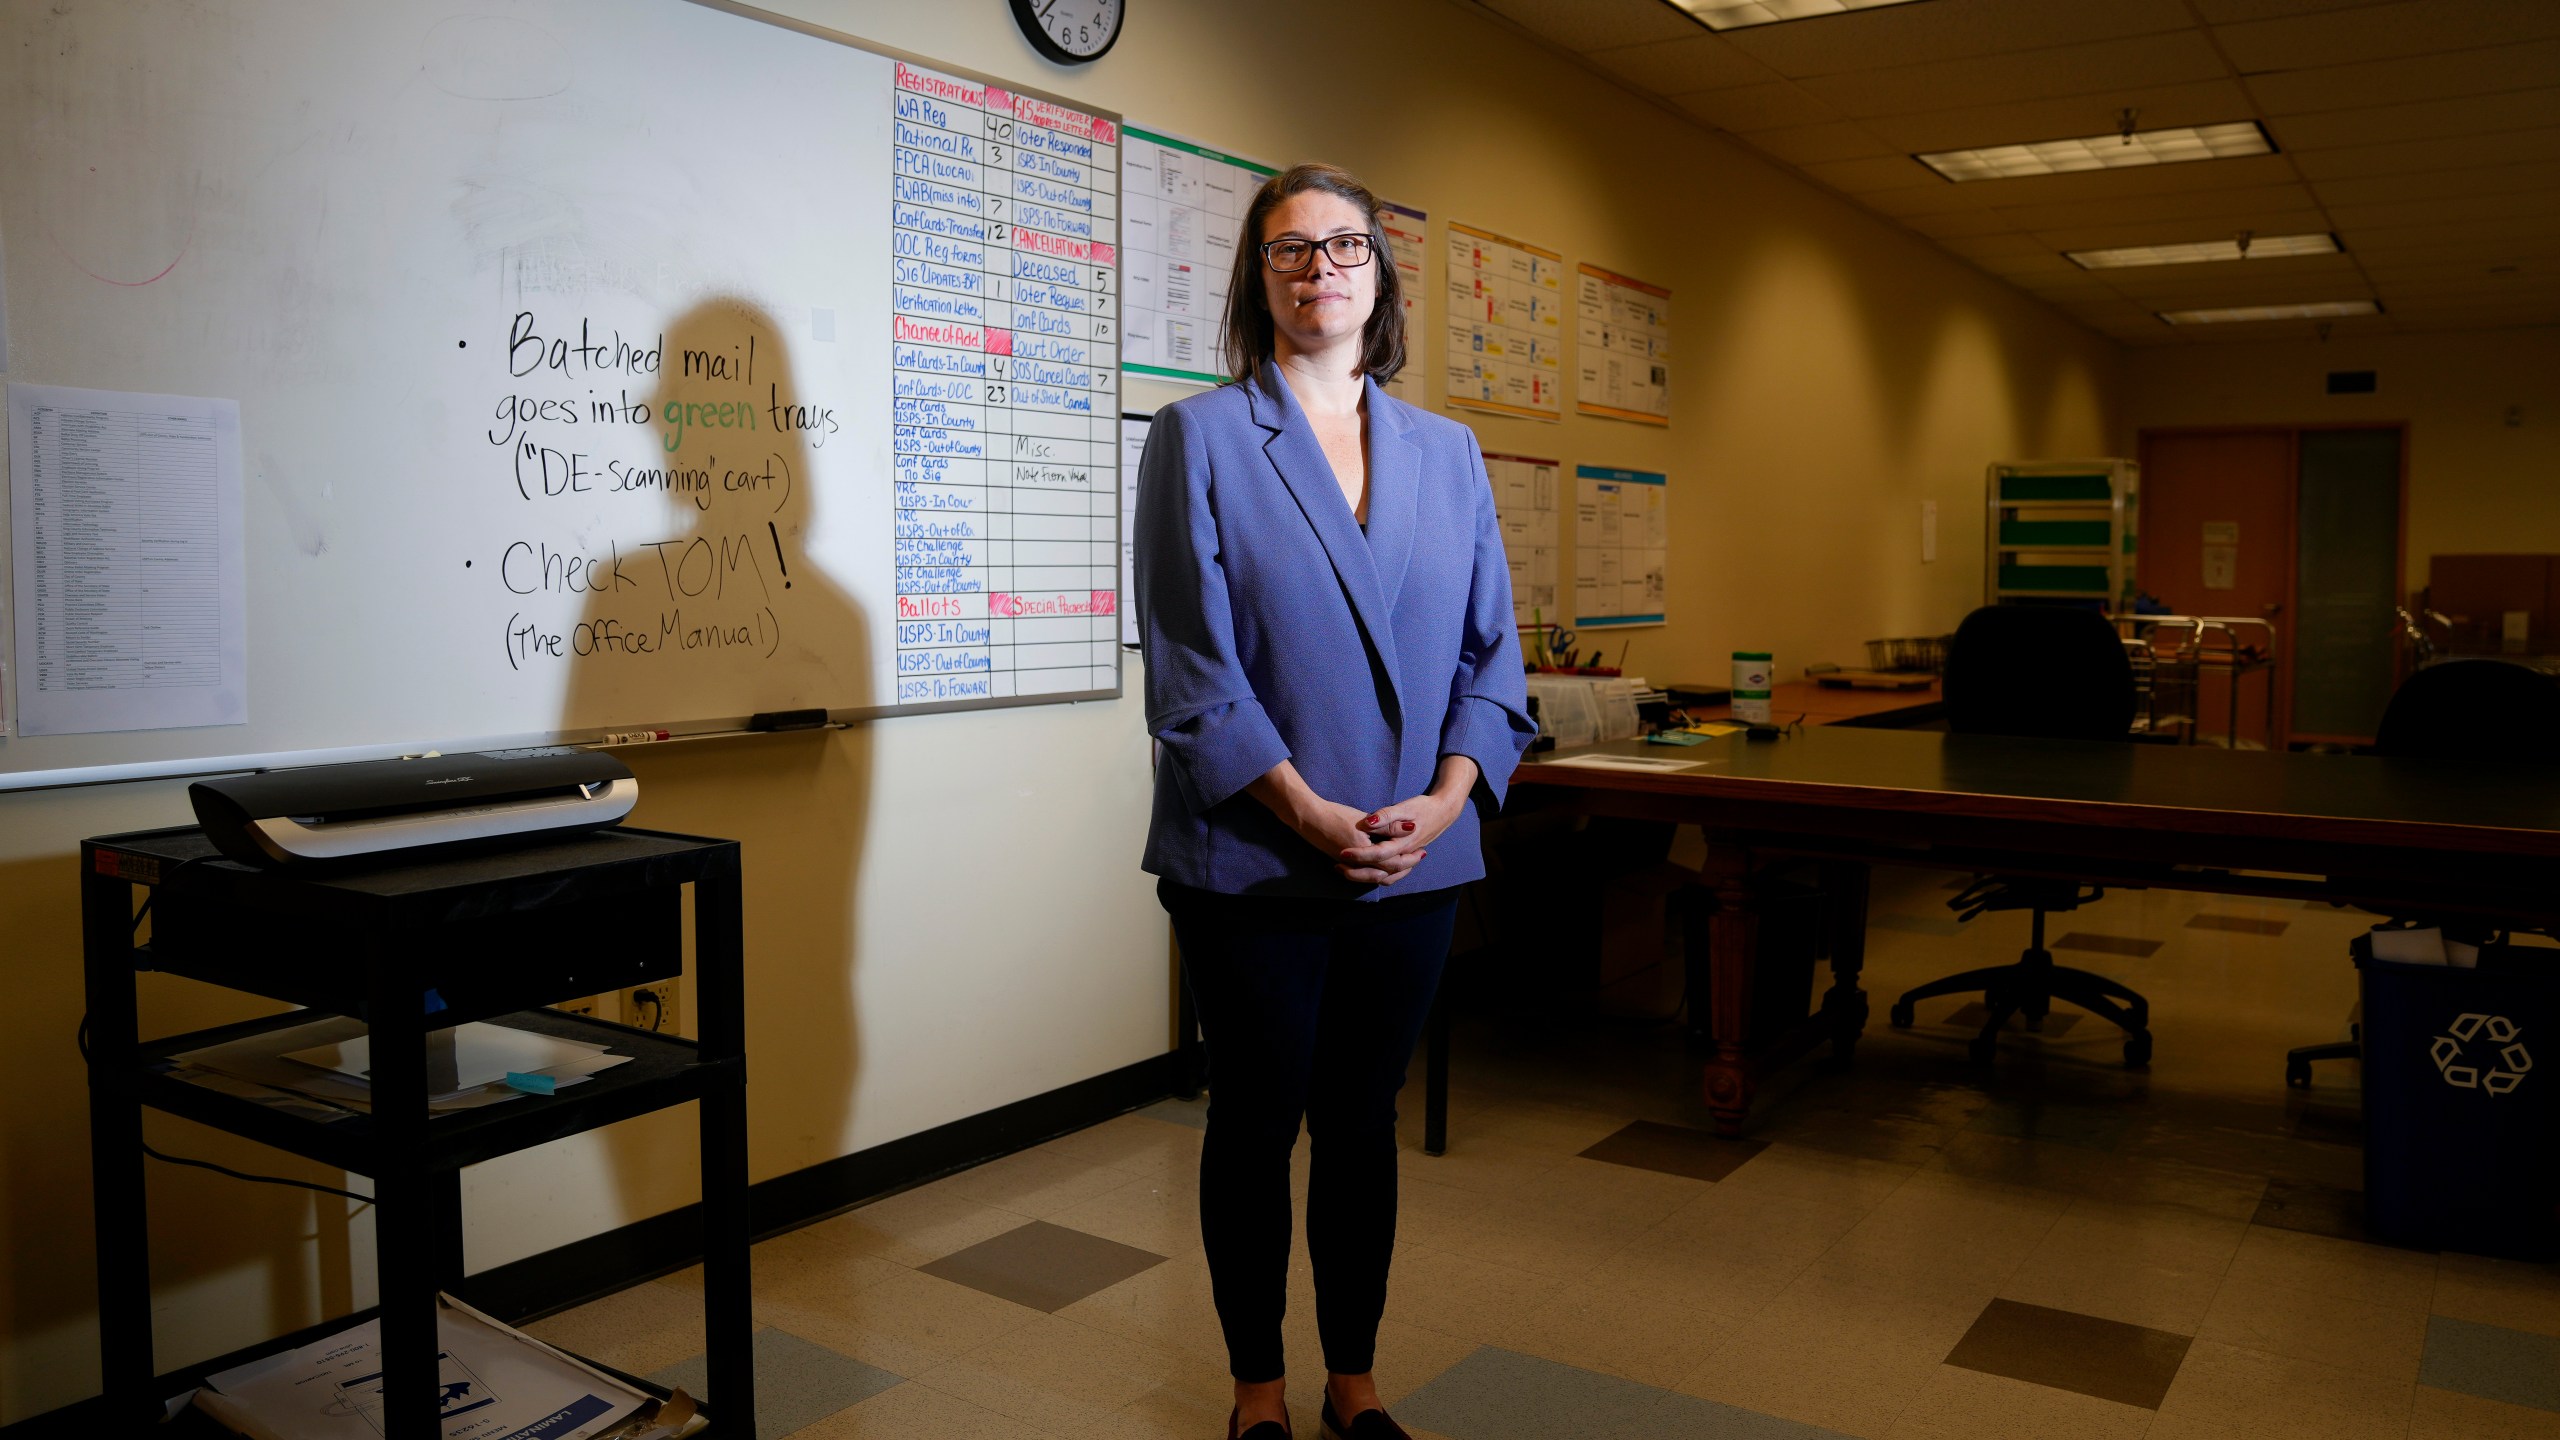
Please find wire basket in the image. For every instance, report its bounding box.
[1863,635,1952,674]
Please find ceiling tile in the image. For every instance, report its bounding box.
[1582,32,1787,92]
[1938,233,2055,260]
[2272,89,2560,152]
[1795,153,1945,193]
[1742,119,1902,164]
[1716,0,2194,78]
[1796,30,2231,119]
[1990,181,2321,233]
[2100,266,2371,305]
[2244,39,2560,115]
[1473,0,1703,53]
[2191,0,2401,19]
[1892,206,2031,235]
[2291,126,2560,179]
[2329,190,2560,231]
[2348,217,2560,254]
[2313,161,2560,209]
[1672,81,1842,132]
[1866,79,2259,154]
[2214,0,2560,72]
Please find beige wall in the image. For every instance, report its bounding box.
[2118,327,2560,594]
[0,0,2121,1422]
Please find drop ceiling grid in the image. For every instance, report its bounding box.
[1462,0,2558,340]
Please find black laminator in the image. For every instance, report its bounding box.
[189,750,638,867]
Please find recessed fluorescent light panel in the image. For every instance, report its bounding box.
[1919,121,2272,182]
[1666,0,1933,31]
[2068,233,2340,270]
[2159,300,2380,325]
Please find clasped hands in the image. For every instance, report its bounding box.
[1248,755,1481,886]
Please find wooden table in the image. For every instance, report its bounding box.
[1480,727,2560,1136]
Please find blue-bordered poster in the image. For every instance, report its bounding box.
[1573,465,1667,627]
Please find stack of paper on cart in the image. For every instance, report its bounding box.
[168,1018,631,1120]
[185,1293,699,1439]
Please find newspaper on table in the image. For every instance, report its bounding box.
[188,1292,697,1440]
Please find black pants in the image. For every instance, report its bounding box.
[1162,880,1458,1383]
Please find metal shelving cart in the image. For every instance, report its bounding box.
[1985,460,2140,616]
[2125,615,2280,748]
[82,824,751,1438]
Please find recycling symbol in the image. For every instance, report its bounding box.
[2432,1013,2532,1095]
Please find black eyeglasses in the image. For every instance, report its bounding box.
[1260,234,1374,273]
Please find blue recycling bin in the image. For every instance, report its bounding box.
[2355,935,2560,1260]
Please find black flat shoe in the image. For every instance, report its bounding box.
[1319,1397,1411,1440]
[1227,1405,1291,1440]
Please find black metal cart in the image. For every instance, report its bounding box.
[80,824,753,1438]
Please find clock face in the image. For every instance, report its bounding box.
[1010,0,1124,64]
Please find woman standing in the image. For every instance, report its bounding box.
[1133,164,1535,1440]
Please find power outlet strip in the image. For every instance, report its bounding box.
[622,981,682,1035]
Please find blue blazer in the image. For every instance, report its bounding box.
[1135,360,1536,899]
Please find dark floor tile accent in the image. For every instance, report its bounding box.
[1943,1298,2192,1411]
[1874,913,1968,937]
[2187,913,2291,936]
[1940,1002,2083,1037]
[648,1326,902,1440]
[1967,1097,2130,1150]
[918,1219,1167,1313]
[1580,1119,1767,1182]
[2054,932,2165,958]
[2421,1315,2560,1414]
[1394,1346,1852,1440]
[2250,1177,2370,1242]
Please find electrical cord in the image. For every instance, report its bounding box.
[79,1013,374,1207]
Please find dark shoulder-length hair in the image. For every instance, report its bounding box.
[1221,163,1406,385]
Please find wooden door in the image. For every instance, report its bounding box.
[2138,431,2294,747]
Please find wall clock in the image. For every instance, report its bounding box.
[1008,0,1123,65]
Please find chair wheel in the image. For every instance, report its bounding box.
[1967,1034,2000,1065]
[1889,1001,1916,1029]
[2123,1032,2153,1069]
[2284,1059,2311,1089]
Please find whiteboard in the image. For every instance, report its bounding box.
[0,0,1124,789]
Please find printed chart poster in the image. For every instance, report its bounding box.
[8,383,249,735]
[1121,127,1275,385]
[890,61,1123,705]
[1484,452,1560,625]
[1118,411,1152,646]
[1444,223,1564,421]
[1576,265,1671,425]
[1380,200,1427,403]
[1574,465,1668,628]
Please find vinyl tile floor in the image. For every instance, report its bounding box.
[527,867,2560,1439]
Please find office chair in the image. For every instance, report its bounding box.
[2285,658,2560,1087]
[1889,604,2152,1067]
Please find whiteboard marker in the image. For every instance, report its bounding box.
[601,729,672,745]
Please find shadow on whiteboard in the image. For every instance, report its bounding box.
[567,300,868,1199]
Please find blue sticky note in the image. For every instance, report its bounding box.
[503,1072,557,1096]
